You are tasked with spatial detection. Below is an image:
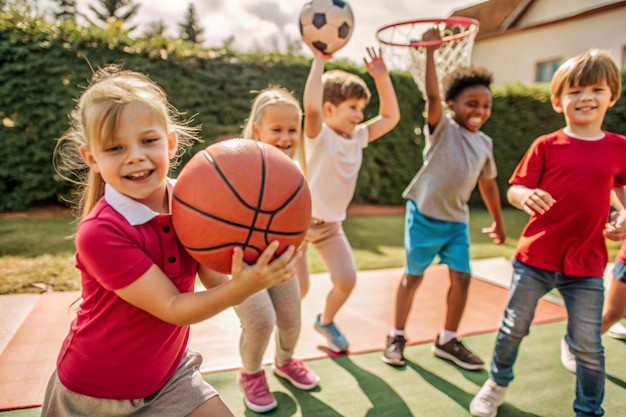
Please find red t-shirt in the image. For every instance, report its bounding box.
[510,129,626,277]
[56,194,199,399]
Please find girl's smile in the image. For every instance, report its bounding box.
[80,101,177,212]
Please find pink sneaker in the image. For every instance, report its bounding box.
[273,358,320,390]
[238,369,277,413]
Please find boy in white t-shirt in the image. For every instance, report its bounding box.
[297,44,400,352]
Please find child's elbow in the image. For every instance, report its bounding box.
[426,93,440,104]
[506,187,518,206]
[303,104,321,119]
[383,112,400,130]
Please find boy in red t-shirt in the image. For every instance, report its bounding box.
[470,49,626,417]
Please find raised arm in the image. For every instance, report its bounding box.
[423,28,443,130]
[303,47,331,140]
[362,47,400,142]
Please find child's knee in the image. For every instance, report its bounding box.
[276,314,300,332]
[332,274,356,293]
[242,313,276,335]
[571,341,604,371]
[401,273,423,289]
[450,270,472,289]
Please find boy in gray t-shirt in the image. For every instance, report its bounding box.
[381,28,506,369]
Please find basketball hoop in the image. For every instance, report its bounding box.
[376,17,479,101]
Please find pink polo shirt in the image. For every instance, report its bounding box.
[56,181,199,399]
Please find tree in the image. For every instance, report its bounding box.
[222,35,236,50]
[178,2,204,44]
[143,19,167,38]
[87,0,140,30]
[54,0,77,21]
[285,36,303,55]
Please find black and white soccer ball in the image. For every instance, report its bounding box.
[299,0,354,55]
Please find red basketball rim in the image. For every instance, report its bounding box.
[376,17,479,48]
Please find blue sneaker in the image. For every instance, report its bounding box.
[314,314,349,352]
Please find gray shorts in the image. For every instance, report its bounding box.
[612,258,626,283]
[41,349,219,417]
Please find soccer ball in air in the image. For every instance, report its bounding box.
[299,0,354,55]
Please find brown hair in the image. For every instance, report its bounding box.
[321,69,371,105]
[551,48,622,101]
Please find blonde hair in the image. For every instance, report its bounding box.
[242,86,306,175]
[54,65,200,221]
[322,70,371,105]
[551,48,622,101]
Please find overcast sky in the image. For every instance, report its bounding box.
[57,0,483,64]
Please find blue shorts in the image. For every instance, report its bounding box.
[404,200,470,275]
[612,258,626,283]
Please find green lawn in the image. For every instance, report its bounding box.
[0,207,622,294]
[0,216,77,257]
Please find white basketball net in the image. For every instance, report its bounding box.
[377,19,479,101]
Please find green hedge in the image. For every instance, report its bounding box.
[1,11,625,211]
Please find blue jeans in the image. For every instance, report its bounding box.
[490,259,605,417]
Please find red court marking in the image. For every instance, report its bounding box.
[0,265,566,411]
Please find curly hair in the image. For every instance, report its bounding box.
[442,65,493,102]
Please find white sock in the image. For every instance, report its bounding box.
[242,367,262,375]
[439,329,457,345]
[390,328,405,337]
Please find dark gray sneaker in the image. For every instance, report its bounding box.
[381,335,406,366]
[431,334,484,370]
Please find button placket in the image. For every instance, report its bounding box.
[157,215,180,276]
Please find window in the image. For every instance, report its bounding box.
[535,59,560,83]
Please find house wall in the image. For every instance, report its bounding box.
[471,7,626,85]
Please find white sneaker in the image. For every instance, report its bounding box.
[560,336,576,374]
[470,378,506,417]
[608,322,626,339]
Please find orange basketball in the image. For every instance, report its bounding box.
[172,138,311,274]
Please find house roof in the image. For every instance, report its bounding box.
[451,0,626,40]
[451,0,532,37]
